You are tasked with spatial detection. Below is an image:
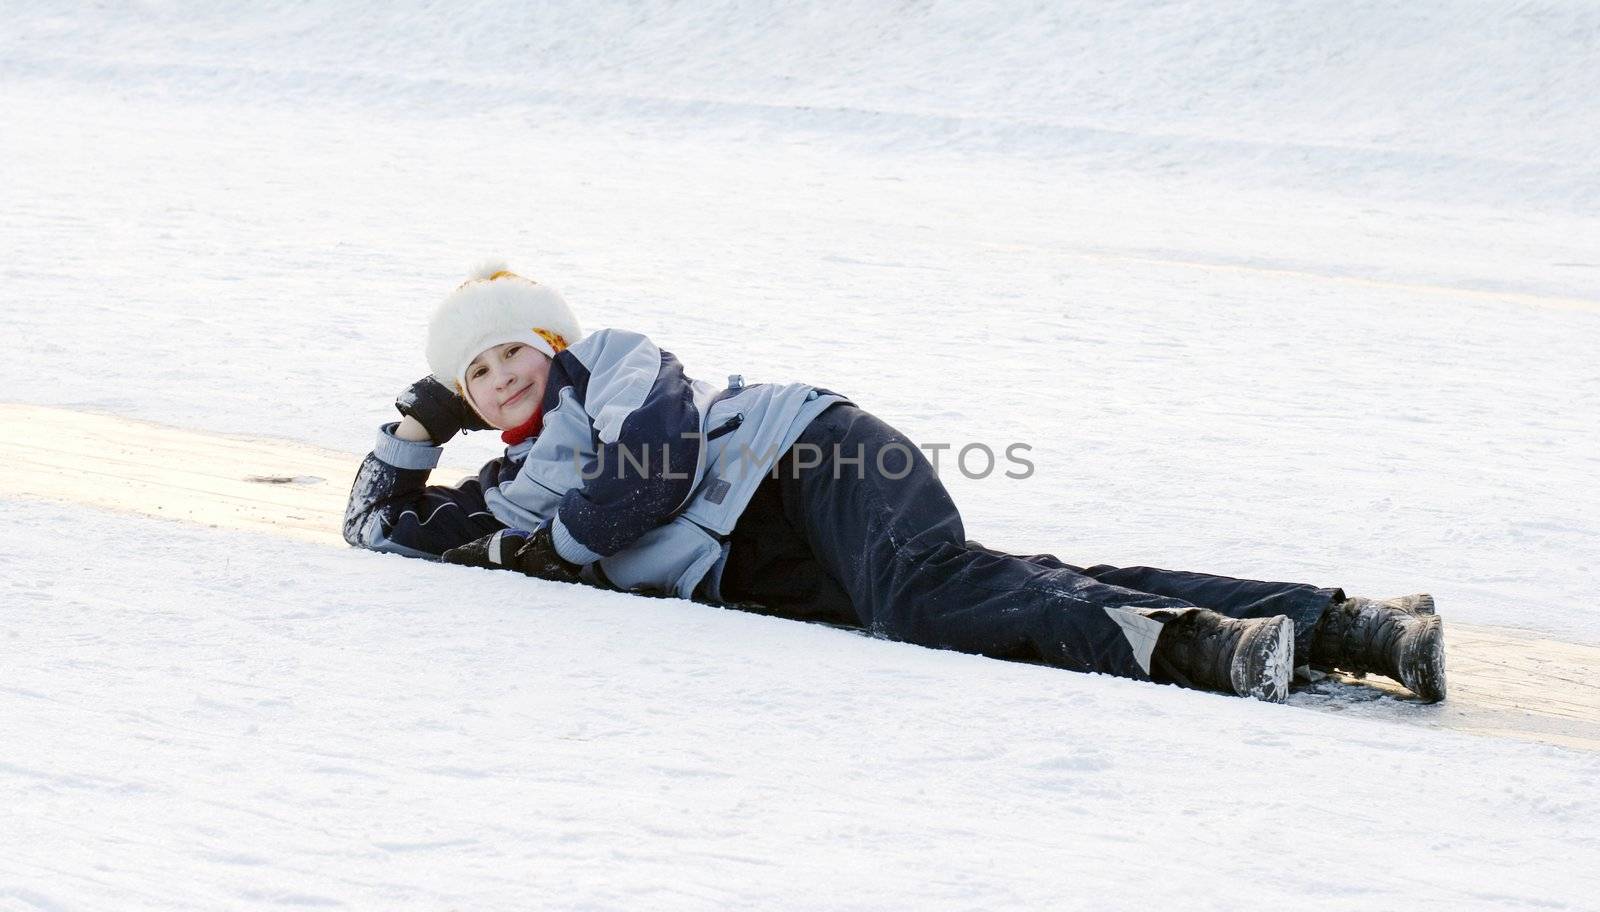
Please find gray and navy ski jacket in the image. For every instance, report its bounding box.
[344,328,846,600]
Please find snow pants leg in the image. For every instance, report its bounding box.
[991,552,1340,664]
[719,403,1341,681]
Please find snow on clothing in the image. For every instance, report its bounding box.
[345,328,1340,681]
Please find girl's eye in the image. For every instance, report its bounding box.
[504,345,521,358]
[470,367,487,379]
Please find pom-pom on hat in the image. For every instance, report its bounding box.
[426,259,583,395]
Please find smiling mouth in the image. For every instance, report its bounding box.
[501,385,531,407]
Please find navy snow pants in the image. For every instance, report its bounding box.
[718,403,1341,681]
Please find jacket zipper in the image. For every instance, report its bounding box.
[706,413,745,441]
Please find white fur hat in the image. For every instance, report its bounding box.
[425,259,583,394]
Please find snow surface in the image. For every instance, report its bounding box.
[7,498,1600,911]
[3,2,1599,909]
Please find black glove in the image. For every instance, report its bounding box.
[396,375,492,443]
[442,525,584,584]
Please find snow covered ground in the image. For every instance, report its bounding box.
[3,2,1599,909]
[7,497,1600,910]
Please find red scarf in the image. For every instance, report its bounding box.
[500,402,545,447]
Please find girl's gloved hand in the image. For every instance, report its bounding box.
[395,375,492,443]
[442,525,583,584]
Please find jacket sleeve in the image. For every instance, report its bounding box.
[548,330,703,564]
[343,422,506,559]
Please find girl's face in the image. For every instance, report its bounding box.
[464,341,553,430]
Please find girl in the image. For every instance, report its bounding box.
[345,261,1447,704]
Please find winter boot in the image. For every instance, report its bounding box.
[1309,595,1446,702]
[1151,610,1295,703]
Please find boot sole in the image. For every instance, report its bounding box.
[1400,614,1447,703]
[1231,616,1294,704]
